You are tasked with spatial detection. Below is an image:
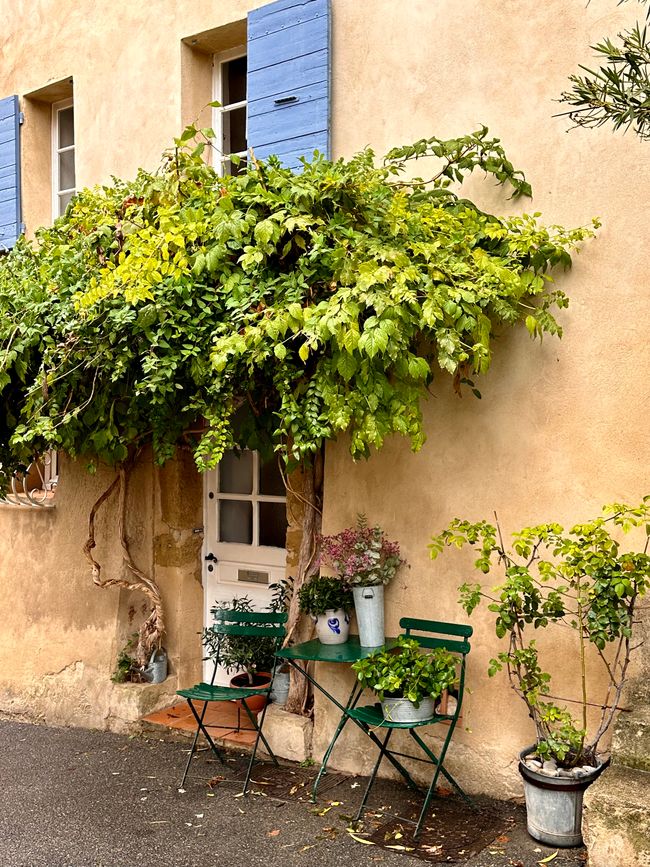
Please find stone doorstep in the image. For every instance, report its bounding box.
[583,764,650,867]
[140,700,258,747]
[140,701,313,762]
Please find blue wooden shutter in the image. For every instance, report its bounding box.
[0,95,22,250]
[247,0,330,169]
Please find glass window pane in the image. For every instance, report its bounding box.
[219,500,252,544]
[224,56,247,105]
[259,501,288,548]
[58,191,74,215]
[58,149,76,191]
[58,107,74,148]
[222,107,246,155]
[259,458,285,496]
[219,450,253,494]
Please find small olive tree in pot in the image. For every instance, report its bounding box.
[430,498,650,847]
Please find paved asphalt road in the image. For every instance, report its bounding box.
[0,720,587,867]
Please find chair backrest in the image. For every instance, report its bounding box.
[204,609,288,686]
[210,608,288,639]
[399,617,472,717]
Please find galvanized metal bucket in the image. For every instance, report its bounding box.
[270,666,290,706]
[352,584,385,647]
[143,648,168,684]
[519,746,609,847]
[381,696,435,723]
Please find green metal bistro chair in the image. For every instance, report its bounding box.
[347,617,473,839]
[176,609,287,794]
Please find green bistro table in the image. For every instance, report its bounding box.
[277,636,418,800]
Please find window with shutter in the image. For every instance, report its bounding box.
[0,95,22,251]
[247,0,330,169]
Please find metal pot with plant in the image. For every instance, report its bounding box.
[430,499,650,847]
[320,514,405,647]
[202,579,292,714]
[351,635,458,723]
[298,575,354,645]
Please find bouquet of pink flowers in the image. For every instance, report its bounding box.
[319,515,404,588]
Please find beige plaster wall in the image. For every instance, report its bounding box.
[317,0,649,796]
[0,0,647,796]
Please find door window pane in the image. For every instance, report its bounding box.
[259,501,288,548]
[219,500,252,543]
[259,458,285,496]
[219,450,253,494]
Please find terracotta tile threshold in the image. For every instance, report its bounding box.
[141,701,257,746]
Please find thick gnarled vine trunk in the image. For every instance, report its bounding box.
[283,452,324,715]
[82,457,164,668]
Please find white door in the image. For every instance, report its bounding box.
[203,449,288,682]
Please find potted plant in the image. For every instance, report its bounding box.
[298,575,354,645]
[202,579,291,714]
[351,635,458,723]
[320,515,405,646]
[430,499,650,847]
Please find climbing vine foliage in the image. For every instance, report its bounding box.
[0,126,596,485]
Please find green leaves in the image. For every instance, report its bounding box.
[432,501,650,766]
[0,124,594,483]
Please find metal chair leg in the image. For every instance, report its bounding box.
[240,697,276,796]
[355,728,393,822]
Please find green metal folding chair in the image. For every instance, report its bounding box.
[347,617,473,839]
[176,608,287,794]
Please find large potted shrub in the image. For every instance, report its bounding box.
[320,515,405,647]
[430,499,650,847]
[298,575,354,645]
[351,635,458,723]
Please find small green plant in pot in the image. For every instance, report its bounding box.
[320,514,405,647]
[298,576,354,645]
[430,498,650,847]
[202,580,291,713]
[352,635,458,723]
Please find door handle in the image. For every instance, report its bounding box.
[204,553,218,562]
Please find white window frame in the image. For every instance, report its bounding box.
[215,450,286,549]
[51,97,75,219]
[212,46,247,175]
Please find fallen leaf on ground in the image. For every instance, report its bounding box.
[538,852,558,864]
[495,835,510,843]
[268,829,280,837]
[347,831,375,845]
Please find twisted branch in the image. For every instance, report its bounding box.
[83,457,164,668]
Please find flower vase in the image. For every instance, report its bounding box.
[352,585,385,647]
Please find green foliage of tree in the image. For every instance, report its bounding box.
[430,500,650,766]
[0,126,596,487]
[558,1,650,140]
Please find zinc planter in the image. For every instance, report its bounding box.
[519,747,609,847]
[352,585,384,647]
[381,696,435,723]
[315,609,350,645]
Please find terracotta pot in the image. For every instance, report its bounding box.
[230,671,272,715]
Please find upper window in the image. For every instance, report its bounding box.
[212,48,247,175]
[52,98,75,218]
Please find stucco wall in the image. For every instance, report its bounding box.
[0,0,647,795]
